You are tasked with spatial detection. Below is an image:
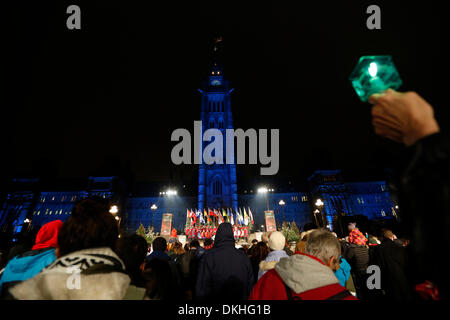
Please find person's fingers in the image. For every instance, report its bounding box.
[372,117,404,133]
[368,93,384,105]
[373,125,403,142]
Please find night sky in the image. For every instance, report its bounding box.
[1,1,449,196]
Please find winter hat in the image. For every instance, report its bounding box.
[268,231,285,251]
[32,220,63,251]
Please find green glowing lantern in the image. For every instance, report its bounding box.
[349,55,402,102]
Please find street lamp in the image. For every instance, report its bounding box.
[160,189,177,213]
[258,187,274,211]
[279,200,286,224]
[150,204,158,228]
[109,205,119,214]
[23,218,32,232]
[314,198,325,227]
[315,199,324,207]
[313,209,320,228]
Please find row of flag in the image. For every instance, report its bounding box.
[186,207,254,227]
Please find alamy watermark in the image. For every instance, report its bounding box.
[66,266,81,290]
[171,121,279,175]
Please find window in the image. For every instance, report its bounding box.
[213,180,222,195]
[208,101,211,112]
[301,195,308,202]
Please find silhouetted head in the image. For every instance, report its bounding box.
[58,196,118,256]
[214,223,234,248]
[152,237,167,252]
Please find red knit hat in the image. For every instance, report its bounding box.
[32,220,63,250]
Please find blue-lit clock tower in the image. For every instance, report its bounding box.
[197,57,238,211]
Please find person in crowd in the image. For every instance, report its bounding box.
[183,243,190,252]
[142,258,182,300]
[203,238,214,250]
[247,239,259,257]
[169,242,185,263]
[195,240,206,259]
[250,242,269,283]
[347,222,367,246]
[9,196,130,300]
[0,220,63,298]
[369,89,449,298]
[146,237,182,290]
[258,231,289,280]
[4,232,36,264]
[331,234,356,296]
[371,229,413,300]
[115,234,148,299]
[334,256,354,292]
[146,237,170,261]
[177,240,202,299]
[296,229,316,254]
[249,229,357,300]
[195,223,254,300]
[344,223,370,300]
[283,240,294,256]
[368,234,381,247]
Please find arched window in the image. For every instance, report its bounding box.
[221,101,224,112]
[208,101,211,112]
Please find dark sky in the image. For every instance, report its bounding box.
[1,1,448,195]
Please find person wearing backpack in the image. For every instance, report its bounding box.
[249,229,357,300]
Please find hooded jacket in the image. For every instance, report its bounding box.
[0,220,63,296]
[258,250,289,280]
[9,247,130,300]
[334,257,352,287]
[195,223,254,300]
[249,253,357,300]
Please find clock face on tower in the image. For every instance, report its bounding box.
[211,79,222,86]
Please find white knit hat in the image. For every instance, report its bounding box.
[268,231,286,251]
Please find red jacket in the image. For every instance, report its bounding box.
[249,253,357,300]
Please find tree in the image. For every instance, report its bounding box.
[136,223,146,238]
[281,222,300,243]
[291,221,300,236]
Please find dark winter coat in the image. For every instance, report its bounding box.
[372,239,413,300]
[195,223,254,300]
[396,131,450,298]
[344,244,369,273]
[177,249,200,293]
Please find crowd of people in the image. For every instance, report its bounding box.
[0,89,448,300]
[0,196,431,300]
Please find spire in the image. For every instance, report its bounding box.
[210,36,224,78]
